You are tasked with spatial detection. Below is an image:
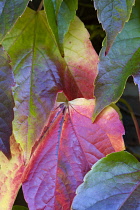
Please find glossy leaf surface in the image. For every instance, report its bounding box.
[72,151,140,210]
[0,46,14,158]
[2,8,64,161]
[0,135,25,210]
[94,0,135,54]
[22,98,124,210]
[63,16,99,100]
[93,1,140,120]
[0,0,28,41]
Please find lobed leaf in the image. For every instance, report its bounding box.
[63,16,99,100]
[2,7,98,161]
[93,0,140,120]
[94,0,135,54]
[0,45,14,159]
[0,0,28,42]
[0,135,25,210]
[2,7,65,161]
[72,151,140,210]
[22,98,124,210]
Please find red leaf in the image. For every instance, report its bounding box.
[22,98,124,209]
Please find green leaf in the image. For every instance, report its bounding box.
[2,8,65,161]
[57,0,78,55]
[44,0,78,55]
[0,45,14,159]
[0,0,28,42]
[93,1,140,120]
[43,0,59,47]
[12,206,28,210]
[72,151,140,210]
[94,0,135,54]
[55,0,63,15]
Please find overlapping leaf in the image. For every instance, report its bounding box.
[57,0,78,54]
[2,7,64,161]
[0,0,28,41]
[0,135,25,210]
[44,0,78,55]
[63,16,99,100]
[22,98,124,210]
[94,0,135,54]
[0,46,14,158]
[93,0,140,120]
[2,7,98,160]
[72,151,140,210]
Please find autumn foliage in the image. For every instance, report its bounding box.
[0,0,139,209]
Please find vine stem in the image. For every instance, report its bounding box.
[119,98,140,144]
[37,0,43,12]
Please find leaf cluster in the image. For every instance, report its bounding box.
[0,0,140,209]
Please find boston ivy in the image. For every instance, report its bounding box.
[0,0,139,209]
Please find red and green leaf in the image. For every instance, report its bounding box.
[72,151,140,210]
[22,98,124,210]
[2,7,98,161]
[2,7,65,161]
[63,16,99,100]
[93,0,140,120]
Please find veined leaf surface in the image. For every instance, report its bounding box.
[0,45,14,158]
[72,151,140,210]
[22,98,124,210]
[94,0,135,54]
[0,135,25,210]
[63,16,99,100]
[2,7,64,161]
[0,0,28,41]
[2,7,98,161]
[93,1,140,120]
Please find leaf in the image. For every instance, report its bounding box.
[22,98,124,210]
[93,1,140,120]
[2,7,65,161]
[72,151,140,210]
[57,0,78,55]
[0,0,28,41]
[63,16,99,100]
[0,45,14,159]
[43,0,59,47]
[0,135,25,210]
[44,0,78,55]
[94,0,135,54]
[2,7,98,160]
[12,206,28,210]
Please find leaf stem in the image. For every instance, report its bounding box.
[37,0,43,12]
[119,98,140,144]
